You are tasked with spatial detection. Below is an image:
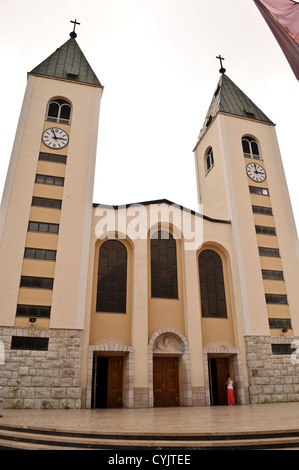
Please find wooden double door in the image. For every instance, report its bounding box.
[93,355,123,408]
[153,357,179,407]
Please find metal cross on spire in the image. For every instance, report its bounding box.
[70,19,81,38]
[216,54,226,74]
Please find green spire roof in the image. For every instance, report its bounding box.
[30,37,102,87]
[196,73,273,144]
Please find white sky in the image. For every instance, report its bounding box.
[0,0,298,233]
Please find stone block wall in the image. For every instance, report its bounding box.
[245,335,299,404]
[0,327,82,409]
[133,387,149,408]
[191,386,206,407]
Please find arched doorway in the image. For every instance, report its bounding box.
[148,328,192,407]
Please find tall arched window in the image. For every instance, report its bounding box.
[242,136,260,159]
[151,230,178,299]
[96,240,127,313]
[46,98,72,124]
[205,147,214,173]
[198,249,227,318]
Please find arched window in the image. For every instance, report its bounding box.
[151,230,178,299]
[198,249,227,318]
[46,99,72,124]
[96,240,127,313]
[205,147,214,173]
[242,136,260,159]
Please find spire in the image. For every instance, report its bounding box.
[29,33,101,87]
[195,73,274,145]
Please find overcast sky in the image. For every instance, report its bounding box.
[0,0,298,233]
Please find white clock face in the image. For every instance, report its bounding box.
[246,163,266,182]
[42,127,69,149]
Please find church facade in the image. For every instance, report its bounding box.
[0,30,299,410]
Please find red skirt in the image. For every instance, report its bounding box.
[227,388,235,405]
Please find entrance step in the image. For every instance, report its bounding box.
[1,425,299,450]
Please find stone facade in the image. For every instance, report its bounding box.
[0,327,82,409]
[245,335,299,404]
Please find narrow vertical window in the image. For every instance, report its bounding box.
[205,147,214,173]
[151,231,178,299]
[96,240,127,313]
[198,249,227,318]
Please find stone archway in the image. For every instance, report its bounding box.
[148,328,192,407]
[86,342,134,409]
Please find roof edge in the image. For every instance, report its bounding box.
[28,71,104,89]
[192,110,275,152]
[92,198,231,225]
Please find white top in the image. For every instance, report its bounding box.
[227,380,233,389]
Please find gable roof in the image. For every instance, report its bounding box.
[92,198,231,225]
[195,73,274,146]
[29,37,102,87]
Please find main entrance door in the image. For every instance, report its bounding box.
[209,357,229,406]
[153,357,179,407]
[93,355,123,408]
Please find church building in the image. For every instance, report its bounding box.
[0,26,299,410]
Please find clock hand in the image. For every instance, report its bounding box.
[51,129,58,139]
[254,164,265,174]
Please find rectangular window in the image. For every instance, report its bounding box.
[265,294,288,304]
[16,304,51,318]
[39,152,67,164]
[32,197,62,209]
[269,318,292,329]
[249,186,269,196]
[271,344,293,355]
[11,336,49,351]
[258,247,280,257]
[24,248,56,261]
[20,276,54,290]
[35,174,64,186]
[28,221,59,234]
[262,270,284,280]
[255,225,276,236]
[252,205,273,215]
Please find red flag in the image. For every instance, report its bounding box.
[254,0,299,79]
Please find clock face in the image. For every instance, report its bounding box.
[42,127,69,149]
[246,163,266,182]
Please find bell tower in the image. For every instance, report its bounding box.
[193,63,299,342]
[0,24,102,347]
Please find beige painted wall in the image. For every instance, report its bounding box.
[194,112,299,337]
[0,73,102,330]
[82,203,248,392]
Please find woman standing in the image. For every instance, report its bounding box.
[225,374,235,405]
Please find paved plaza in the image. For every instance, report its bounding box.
[1,402,299,437]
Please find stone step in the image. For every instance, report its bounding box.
[1,426,299,450]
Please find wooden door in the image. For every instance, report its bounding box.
[153,357,179,407]
[107,356,123,408]
[93,355,123,408]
